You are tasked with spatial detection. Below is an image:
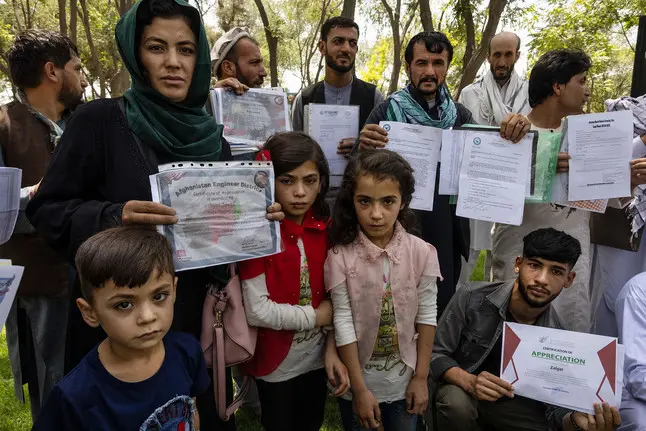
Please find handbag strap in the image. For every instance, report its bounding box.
[210,269,250,421]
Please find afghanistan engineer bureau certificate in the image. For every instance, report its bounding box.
[501,322,624,414]
[150,161,281,272]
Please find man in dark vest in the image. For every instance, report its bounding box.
[359,32,530,317]
[291,16,384,156]
[0,30,87,420]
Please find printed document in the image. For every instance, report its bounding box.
[379,121,442,211]
[211,88,290,152]
[501,322,624,414]
[0,167,21,245]
[567,111,633,201]
[0,264,24,332]
[456,130,532,225]
[305,104,359,185]
[150,161,281,272]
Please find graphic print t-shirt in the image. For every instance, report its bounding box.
[344,259,413,402]
[32,332,210,431]
[259,237,326,382]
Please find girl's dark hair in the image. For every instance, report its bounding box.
[263,132,330,220]
[135,0,201,60]
[329,149,417,247]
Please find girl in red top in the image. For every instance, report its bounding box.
[239,132,349,431]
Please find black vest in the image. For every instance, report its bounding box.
[301,78,377,130]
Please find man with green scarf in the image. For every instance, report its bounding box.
[358,32,530,317]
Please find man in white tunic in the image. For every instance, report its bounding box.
[458,32,530,282]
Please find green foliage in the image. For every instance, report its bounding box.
[527,0,646,112]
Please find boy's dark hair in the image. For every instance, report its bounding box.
[215,36,261,79]
[522,228,582,269]
[321,16,360,42]
[75,226,175,301]
[7,30,79,90]
[263,131,330,220]
[405,32,453,66]
[329,149,417,247]
[528,49,591,108]
[135,0,201,63]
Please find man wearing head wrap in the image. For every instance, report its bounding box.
[211,26,267,92]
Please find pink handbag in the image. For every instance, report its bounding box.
[201,264,257,421]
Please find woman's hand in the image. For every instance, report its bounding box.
[121,200,177,225]
[500,113,532,143]
[266,203,284,221]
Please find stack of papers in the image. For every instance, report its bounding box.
[210,88,291,155]
[0,260,24,331]
[0,167,21,245]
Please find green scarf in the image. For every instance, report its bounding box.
[385,85,457,129]
[115,0,222,162]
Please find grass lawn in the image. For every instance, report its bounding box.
[0,253,486,430]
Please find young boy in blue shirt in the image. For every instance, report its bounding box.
[33,226,210,430]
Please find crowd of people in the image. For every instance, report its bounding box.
[0,0,644,429]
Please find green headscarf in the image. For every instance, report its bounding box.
[115,0,222,162]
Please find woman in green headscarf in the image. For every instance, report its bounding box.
[26,0,282,428]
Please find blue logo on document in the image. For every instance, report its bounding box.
[383,124,391,132]
[473,137,481,145]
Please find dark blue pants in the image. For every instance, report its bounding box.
[338,397,417,431]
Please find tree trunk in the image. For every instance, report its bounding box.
[70,0,78,45]
[454,0,507,100]
[341,0,356,19]
[253,0,279,87]
[419,0,434,32]
[79,0,106,97]
[58,0,67,35]
[118,0,133,15]
[11,0,23,31]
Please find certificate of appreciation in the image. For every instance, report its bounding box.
[501,322,624,414]
[150,161,281,272]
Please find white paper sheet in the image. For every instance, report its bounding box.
[456,131,532,225]
[567,111,633,201]
[439,129,464,195]
[379,121,442,212]
[0,167,21,245]
[0,265,24,332]
[501,322,623,415]
[306,104,359,181]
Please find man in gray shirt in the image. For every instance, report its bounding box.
[291,16,383,156]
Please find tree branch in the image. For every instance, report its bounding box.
[419,0,433,32]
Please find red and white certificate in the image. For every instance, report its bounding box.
[501,322,624,414]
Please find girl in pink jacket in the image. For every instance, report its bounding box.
[325,149,442,431]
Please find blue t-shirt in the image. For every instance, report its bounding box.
[33,331,210,431]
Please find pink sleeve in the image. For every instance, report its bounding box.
[324,247,348,292]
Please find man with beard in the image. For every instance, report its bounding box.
[491,49,593,333]
[211,26,267,91]
[457,31,530,283]
[291,16,384,156]
[358,32,530,316]
[0,30,86,420]
[430,228,622,431]
[208,27,269,161]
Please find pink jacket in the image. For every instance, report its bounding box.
[324,222,442,370]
